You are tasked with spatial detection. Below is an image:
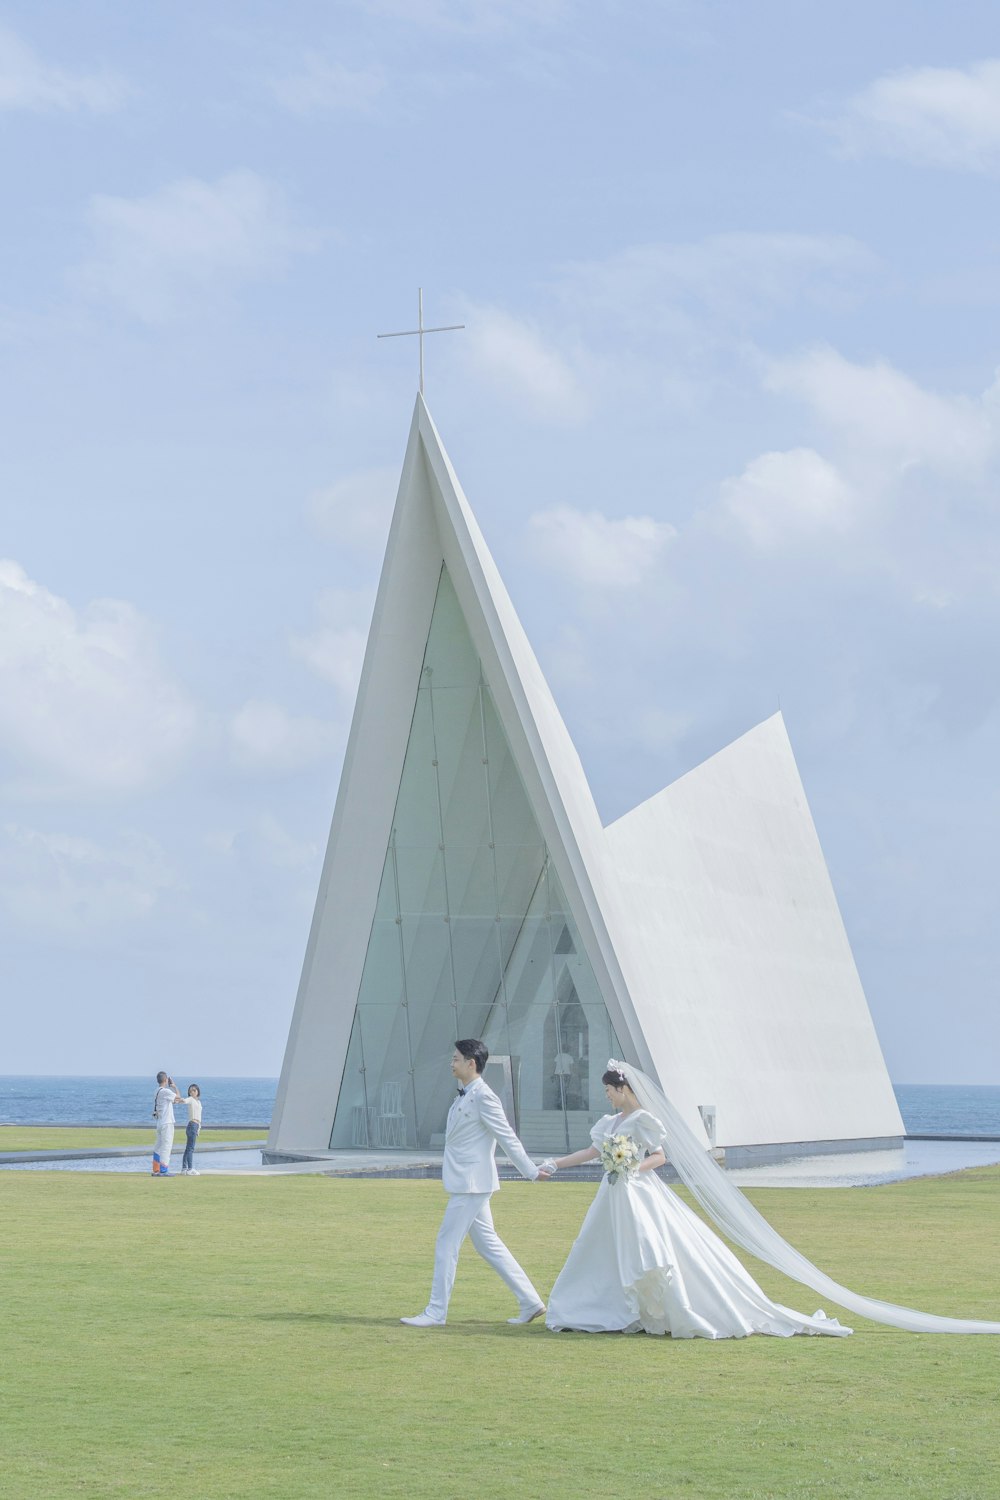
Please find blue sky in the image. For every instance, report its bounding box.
[2,1,999,1083]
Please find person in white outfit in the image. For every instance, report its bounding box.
[151,1072,182,1177]
[401,1039,549,1328]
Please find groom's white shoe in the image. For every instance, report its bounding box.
[400,1313,445,1327]
[507,1303,546,1325]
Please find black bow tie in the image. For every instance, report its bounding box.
[457,1086,467,1097]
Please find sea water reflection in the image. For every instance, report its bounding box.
[3,1138,1000,1183]
[726,1137,1000,1188]
[0,1150,266,1173]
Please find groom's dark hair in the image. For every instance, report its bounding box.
[455,1039,488,1074]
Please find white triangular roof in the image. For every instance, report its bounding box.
[270,396,654,1152]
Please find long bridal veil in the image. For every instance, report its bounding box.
[615,1059,1000,1334]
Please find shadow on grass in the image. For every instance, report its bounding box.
[216,1309,561,1338]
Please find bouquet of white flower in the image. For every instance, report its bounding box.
[598,1132,641,1184]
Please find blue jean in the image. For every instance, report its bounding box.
[182,1121,200,1171]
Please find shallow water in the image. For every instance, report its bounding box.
[0,1149,266,1174]
[5,1138,1000,1185]
[727,1137,1000,1188]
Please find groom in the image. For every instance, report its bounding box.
[401,1039,548,1328]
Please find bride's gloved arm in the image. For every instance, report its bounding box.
[637,1149,666,1173]
[550,1145,600,1170]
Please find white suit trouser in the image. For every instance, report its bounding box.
[425,1192,541,1323]
[154,1122,174,1170]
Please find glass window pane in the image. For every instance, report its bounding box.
[432,685,490,848]
[395,845,447,916]
[336,563,629,1154]
[482,689,540,845]
[422,569,480,686]
[499,914,550,1016]
[373,851,398,923]
[495,843,546,916]
[357,919,404,1007]
[410,1025,460,1146]
[393,686,440,848]
[358,1004,414,1148]
[445,845,497,918]
[481,998,512,1061]
[578,1004,626,1111]
[400,915,455,1015]
[330,1010,368,1148]
[450,916,503,1014]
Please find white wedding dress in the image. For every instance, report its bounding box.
[546,1110,851,1340]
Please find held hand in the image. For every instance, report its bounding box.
[536,1170,551,1180]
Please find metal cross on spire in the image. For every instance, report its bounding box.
[377,288,465,396]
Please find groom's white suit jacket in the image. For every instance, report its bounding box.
[443,1077,540,1194]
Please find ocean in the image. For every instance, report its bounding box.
[894,1084,1000,1137]
[0,1077,998,1135]
[0,1076,277,1127]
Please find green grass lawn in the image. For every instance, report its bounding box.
[0,1127,264,1152]
[3,1166,1000,1500]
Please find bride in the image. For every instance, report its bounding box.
[541,1061,1000,1339]
[544,1064,848,1338]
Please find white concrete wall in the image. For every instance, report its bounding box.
[605,714,904,1147]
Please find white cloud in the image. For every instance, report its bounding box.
[0,560,197,796]
[460,303,589,422]
[0,825,175,933]
[542,624,593,691]
[306,466,398,549]
[0,24,129,113]
[718,448,856,550]
[528,506,675,588]
[765,347,996,474]
[831,58,1000,172]
[269,55,386,116]
[291,629,367,697]
[79,171,320,322]
[233,814,320,872]
[560,233,873,334]
[204,814,319,872]
[290,589,372,698]
[228,700,339,773]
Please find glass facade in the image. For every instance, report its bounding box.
[331,566,624,1153]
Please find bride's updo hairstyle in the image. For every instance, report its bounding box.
[601,1065,629,1089]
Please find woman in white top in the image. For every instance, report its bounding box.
[179,1084,203,1176]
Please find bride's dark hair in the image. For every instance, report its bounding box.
[601,1066,629,1088]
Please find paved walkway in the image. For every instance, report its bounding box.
[0,1140,266,1166]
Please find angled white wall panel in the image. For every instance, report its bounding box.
[605,715,904,1147]
[270,421,443,1150]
